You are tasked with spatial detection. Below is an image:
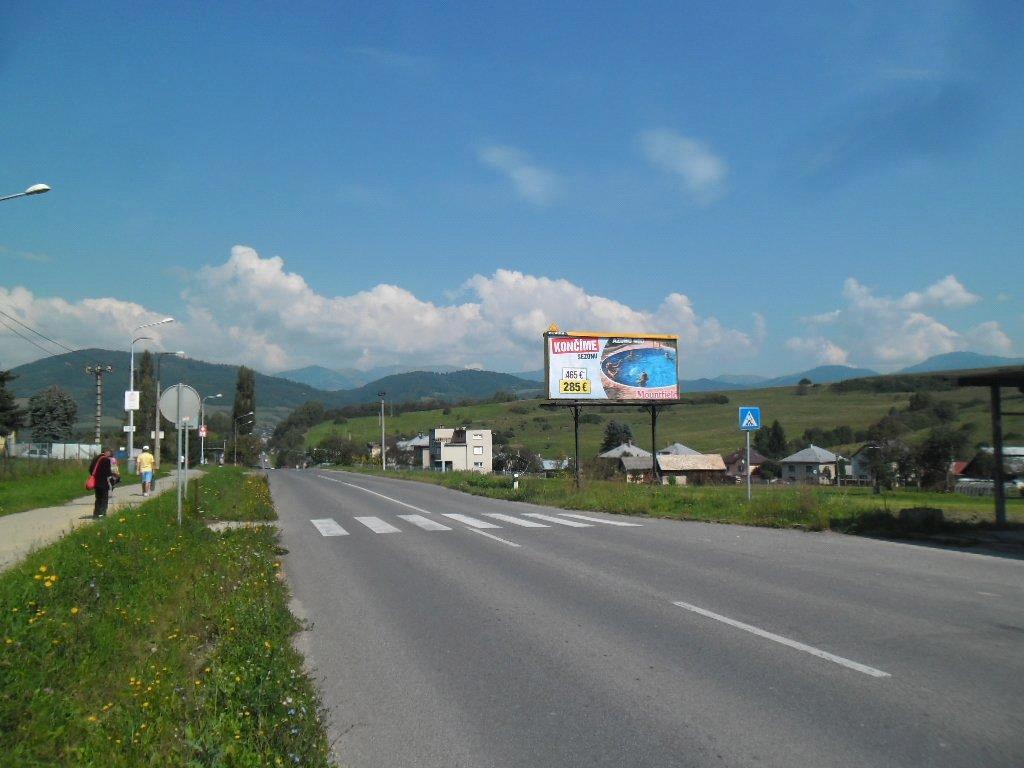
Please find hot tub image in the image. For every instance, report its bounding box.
[600,341,678,399]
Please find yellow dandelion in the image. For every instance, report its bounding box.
[38,565,47,573]
[70,607,79,615]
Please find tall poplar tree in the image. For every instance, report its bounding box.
[232,365,256,436]
[0,370,25,439]
[135,351,156,442]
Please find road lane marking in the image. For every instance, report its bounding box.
[354,516,401,534]
[467,529,521,548]
[441,513,501,529]
[482,513,549,527]
[523,513,592,527]
[557,513,642,526]
[316,475,435,515]
[398,514,451,531]
[672,601,891,678]
[310,518,348,537]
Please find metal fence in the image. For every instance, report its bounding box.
[9,442,102,460]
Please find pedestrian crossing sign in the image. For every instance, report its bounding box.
[739,406,761,431]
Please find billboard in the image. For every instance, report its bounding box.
[545,332,680,402]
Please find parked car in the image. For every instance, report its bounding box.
[24,448,50,459]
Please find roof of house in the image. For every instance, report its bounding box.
[620,456,654,471]
[780,444,841,464]
[658,442,701,456]
[658,454,727,472]
[723,448,768,465]
[396,434,430,450]
[600,442,652,458]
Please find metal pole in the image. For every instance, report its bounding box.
[200,401,205,465]
[154,356,162,470]
[94,369,102,445]
[184,417,190,497]
[650,405,659,485]
[380,395,386,471]
[233,421,237,466]
[746,430,752,501]
[572,404,581,489]
[176,384,183,526]
[991,385,1006,526]
[128,341,135,471]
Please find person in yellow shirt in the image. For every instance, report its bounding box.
[137,446,155,496]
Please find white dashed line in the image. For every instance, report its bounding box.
[354,516,401,534]
[523,513,591,527]
[482,513,549,528]
[557,513,642,526]
[310,518,348,537]
[672,601,891,678]
[442,513,501,529]
[398,514,451,531]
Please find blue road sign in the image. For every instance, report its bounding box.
[739,406,761,431]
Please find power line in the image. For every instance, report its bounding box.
[0,314,64,360]
[0,307,79,355]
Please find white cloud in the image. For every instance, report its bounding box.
[786,337,849,365]
[477,145,562,205]
[789,275,1013,369]
[1,247,757,376]
[638,128,727,204]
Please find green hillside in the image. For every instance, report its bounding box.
[306,381,1020,458]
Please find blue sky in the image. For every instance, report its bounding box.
[1,1,1021,377]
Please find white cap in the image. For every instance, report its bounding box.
[143,445,150,450]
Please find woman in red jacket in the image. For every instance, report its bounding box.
[88,449,116,518]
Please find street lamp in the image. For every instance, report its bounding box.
[378,391,386,471]
[128,317,174,472]
[233,411,254,466]
[201,393,222,465]
[153,350,185,469]
[0,183,51,203]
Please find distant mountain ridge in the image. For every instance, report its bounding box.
[278,363,468,390]
[896,351,1024,374]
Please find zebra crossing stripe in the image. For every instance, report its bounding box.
[441,513,501,529]
[398,514,451,531]
[310,518,348,536]
[354,516,401,533]
[481,513,549,528]
[523,513,591,527]
[557,513,642,527]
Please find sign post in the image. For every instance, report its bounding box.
[738,406,762,501]
[159,383,201,526]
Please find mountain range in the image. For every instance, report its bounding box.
[5,350,1021,422]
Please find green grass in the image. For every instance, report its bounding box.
[306,385,1022,458]
[0,468,333,767]
[0,458,168,519]
[341,468,1024,531]
[195,467,277,522]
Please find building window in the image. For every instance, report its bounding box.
[473,461,484,468]
[473,433,483,440]
[473,446,483,455]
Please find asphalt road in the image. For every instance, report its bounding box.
[269,469,1024,768]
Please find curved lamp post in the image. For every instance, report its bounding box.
[0,183,50,203]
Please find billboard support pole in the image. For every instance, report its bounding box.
[649,405,660,485]
[572,404,581,489]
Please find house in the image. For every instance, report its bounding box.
[620,456,655,483]
[540,457,571,473]
[962,446,1024,478]
[658,442,700,456]
[599,441,652,459]
[396,434,429,452]
[425,427,493,473]
[722,447,767,478]
[658,454,727,485]
[779,444,843,485]
[619,454,727,484]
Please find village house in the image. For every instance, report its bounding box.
[779,445,843,485]
[422,427,493,473]
[658,442,700,456]
[722,447,767,479]
[619,454,727,485]
[599,441,651,459]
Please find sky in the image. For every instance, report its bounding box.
[1,0,1022,379]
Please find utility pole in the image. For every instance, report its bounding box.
[84,365,113,445]
[378,391,386,471]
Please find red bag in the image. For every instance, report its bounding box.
[85,457,102,490]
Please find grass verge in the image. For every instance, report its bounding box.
[340,467,1024,533]
[0,458,167,518]
[0,467,333,767]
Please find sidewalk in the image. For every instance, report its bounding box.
[0,470,201,573]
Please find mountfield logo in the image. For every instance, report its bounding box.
[551,337,600,354]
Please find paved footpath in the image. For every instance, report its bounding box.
[0,470,201,573]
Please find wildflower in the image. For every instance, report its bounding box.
[38,565,47,573]
[70,607,79,616]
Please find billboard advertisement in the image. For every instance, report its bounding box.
[545,332,680,402]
